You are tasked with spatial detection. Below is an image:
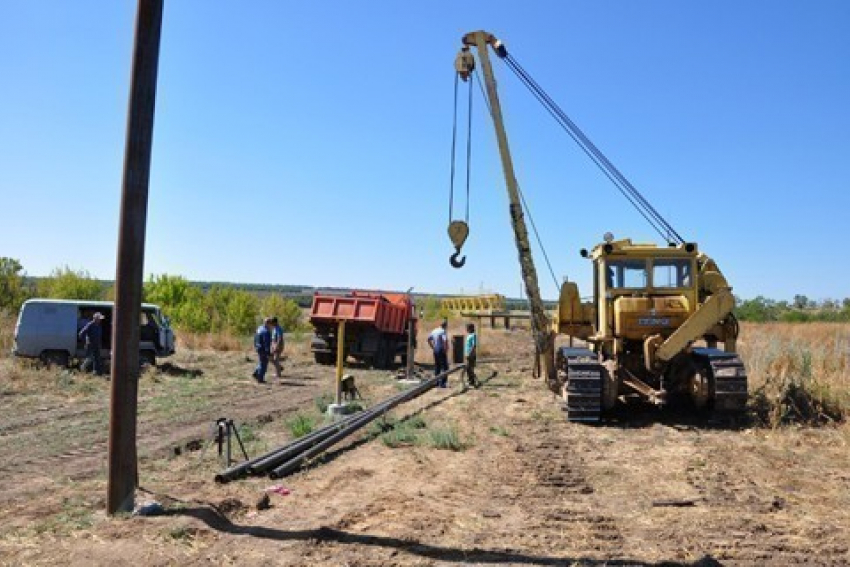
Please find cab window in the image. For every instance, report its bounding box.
[653,259,692,288]
[606,260,648,289]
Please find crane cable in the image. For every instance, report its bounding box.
[501,52,685,246]
[448,74,473,225]
[473,68,561,292]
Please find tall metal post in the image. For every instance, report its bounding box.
[108,0,164,515]
[405,316,415,379]
[335,320,346,406]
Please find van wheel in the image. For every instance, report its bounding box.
[40,350,70,369]
[140,351,156,368]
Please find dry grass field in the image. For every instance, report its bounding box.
[0,317,847,565]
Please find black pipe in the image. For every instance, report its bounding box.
[215,365,465,483]
[268,366,465,479]
[246,383,418,475]
[245,408,379,475]
[215,409,363,483]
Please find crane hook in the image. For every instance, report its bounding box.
[448,220,469,269]
[450,247,466,269]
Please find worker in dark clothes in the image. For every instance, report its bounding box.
[428,319,450,387]
[253,318,273,384]
[78,312,105,376]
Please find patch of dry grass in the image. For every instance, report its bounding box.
[0,310,16,359]
[738,322,850,426]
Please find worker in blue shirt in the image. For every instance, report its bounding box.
[78,312,105,376]
[464,322,478,389]
[253,318,273,383]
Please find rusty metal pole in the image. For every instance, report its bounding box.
[335,320,345,406]
[107,0,164,515]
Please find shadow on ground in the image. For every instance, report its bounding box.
[156,502,721,566]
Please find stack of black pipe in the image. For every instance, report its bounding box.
[214,365,465,483]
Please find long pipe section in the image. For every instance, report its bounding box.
[214,365,465,483]
[215,408,364,483]
[268,366,465,479]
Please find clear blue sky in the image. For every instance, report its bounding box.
[1,1,848,301]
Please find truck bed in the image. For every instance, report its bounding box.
[310,293,410,336]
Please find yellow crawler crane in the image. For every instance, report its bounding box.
[555,237,745,421]
[450,31,747,422]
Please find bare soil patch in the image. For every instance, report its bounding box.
[0,324,848,565]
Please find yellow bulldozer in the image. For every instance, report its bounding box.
[447,31,747,422]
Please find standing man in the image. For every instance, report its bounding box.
[464,322,478,389]
[270,317,285,379]
[78,312,105,376]
[253,318,272,384]
[427,319,450,387]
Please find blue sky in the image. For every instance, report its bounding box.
[1,1,848,301]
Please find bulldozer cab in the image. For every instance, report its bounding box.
[590,239,699,342]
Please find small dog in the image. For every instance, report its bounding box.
[341,374,362,400]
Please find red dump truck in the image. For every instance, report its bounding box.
[309,291,417,369]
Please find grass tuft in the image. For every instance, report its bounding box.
[426,424,468,451]
[286,413,315,438]
[381,425,418,448]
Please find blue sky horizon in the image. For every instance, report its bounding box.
[2,1,849,302]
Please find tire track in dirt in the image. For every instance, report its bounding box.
[682,449,850,565]
[0,376,327,503]
[496,423,623,557]
[0,405,106,436]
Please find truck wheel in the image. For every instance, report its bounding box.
[315,352,335,365]
[373,339,394,369]
[140,351,156,369]
[40,350,70,369]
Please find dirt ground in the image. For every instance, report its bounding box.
[0,325,848,566]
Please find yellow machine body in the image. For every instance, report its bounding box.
[554,237,738,371]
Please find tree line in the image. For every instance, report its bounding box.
[4,257,850,328]
[734,295,850,323]
[0,259,304,335]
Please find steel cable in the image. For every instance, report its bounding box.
[503,53,685,245]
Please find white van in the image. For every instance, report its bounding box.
[13,299,176,367]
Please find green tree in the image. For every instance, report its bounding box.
[38,266,104,300]
[421,295,450,321]
[734,296,778,322]
[144,274,193,309]
[261,293,304,331]
[0,257,27,311]
[223,290,259,336]
[206,286,236,333]
[175,286,212,333]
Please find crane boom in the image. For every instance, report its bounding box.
[458,31,557,391]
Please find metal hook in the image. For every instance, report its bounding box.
[450,248,466,269]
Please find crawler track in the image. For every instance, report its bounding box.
[560,347,604,423]
[692,348,748,413]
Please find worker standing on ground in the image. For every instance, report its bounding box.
[428,319,450,387]
[270,317,285,379]
[253,318,273,384]
[78,312,105,376]
[464,322,478,388]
